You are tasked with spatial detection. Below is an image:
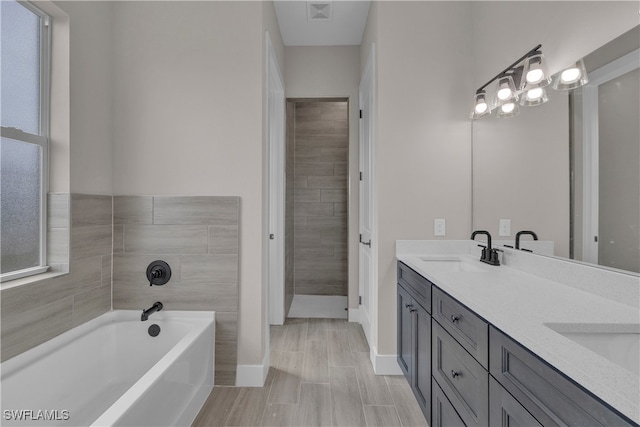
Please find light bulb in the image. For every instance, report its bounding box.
[526,87,543,100]
[497,87,512,100]
[475,102,488,114]
[561,67,581,83]
[501,103,515,113]
[526,69,544,84]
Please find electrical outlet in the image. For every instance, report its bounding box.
[434,219,446,236]
[499,219,511,236]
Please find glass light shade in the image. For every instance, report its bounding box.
[520,87,549,107]
[494,75,518,108]
[521,52,551,90]
[470,91,490,119]
[496,101,519,118]
[553,58,589,90]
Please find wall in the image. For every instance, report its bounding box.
[292,100,349,296]
[111,1,277,374]
[361,1,474,358]
[285,102,295,315]
[1,194,112,361]
[284,45,361,309]
[112,196,240,385]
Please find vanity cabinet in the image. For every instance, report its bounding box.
[489,327,635,427]
[432,293,489,427]
[397,262,432,422]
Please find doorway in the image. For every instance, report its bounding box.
[285,98,350,319]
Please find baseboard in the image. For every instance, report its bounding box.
[348,308,360,322]
[236,352,270,387]
[370,345,403,375]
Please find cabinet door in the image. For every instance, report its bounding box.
[489,376,542,427]
[414,303,431,421]
[433,379,466,427]
[397,285,413,379]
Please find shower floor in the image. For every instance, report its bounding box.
[287,295,348,319]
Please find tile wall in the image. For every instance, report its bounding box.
[112,196,240,385]
[285,102,295,315]
[1,194,112,361]
[293,100,349,296]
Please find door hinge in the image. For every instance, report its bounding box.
[359,109,363,119]
[269,234,275,240]
[359,172,363,181]
[359,296,362,305]
[594,235,598,242]
[359,233,362,243]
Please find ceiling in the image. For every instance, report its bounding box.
[274,1,371,46]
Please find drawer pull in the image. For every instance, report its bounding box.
[405,303,413,309]
[410,308,417,313]
[450,315,460,323]
[451,370,460,379]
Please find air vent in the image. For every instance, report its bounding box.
[307,1,332,21]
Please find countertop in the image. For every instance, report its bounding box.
[396,240,640,424]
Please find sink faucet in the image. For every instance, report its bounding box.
[141,301,163,321]
[515,230,538,251]
[471,230,500,266]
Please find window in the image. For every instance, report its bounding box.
[1,0,51,282]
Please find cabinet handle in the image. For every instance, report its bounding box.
[450,315,460,323]
[410,309,417,313]
[451,370,460,379]
[405,303,413,309]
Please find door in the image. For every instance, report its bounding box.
[266,32,286,325]
[359,44,375,345]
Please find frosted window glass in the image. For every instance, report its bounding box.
[1,0,41,134]
[1,137,41,273]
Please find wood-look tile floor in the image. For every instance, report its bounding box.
[192,318,428,427]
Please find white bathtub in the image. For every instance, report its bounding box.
[1,310,215,427]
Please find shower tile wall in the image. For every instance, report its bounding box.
[293,101,348,296]
[112,196,240,385]
[1,194,112,361]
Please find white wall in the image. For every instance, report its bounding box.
[111,1,270,369]
[362,2,474,356]
[284,45,361,310]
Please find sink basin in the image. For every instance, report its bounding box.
[545,323,640,375]
[418,257,488,273]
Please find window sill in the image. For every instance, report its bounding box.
[0,267,67,291]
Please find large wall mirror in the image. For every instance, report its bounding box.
[472,25,639,275]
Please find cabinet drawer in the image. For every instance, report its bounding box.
[489,327,635,427]
[432,379,466,427]
[398,262,432,313]
[489,376,542,426]
[432,287,488,368]
[432,321,488,427]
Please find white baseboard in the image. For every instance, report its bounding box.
[236,352,270,387]
[348,308,360,322]
[370,345,403,375]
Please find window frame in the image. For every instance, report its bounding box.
[0,0,52,282]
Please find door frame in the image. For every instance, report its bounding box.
[581,49,639,263]
[266,32,286,326]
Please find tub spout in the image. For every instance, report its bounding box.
[141,302,163,321]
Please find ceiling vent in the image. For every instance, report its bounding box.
[307,2,332,22]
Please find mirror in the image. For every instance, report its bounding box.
[472,25,640,274]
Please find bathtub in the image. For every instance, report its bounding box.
[1,310,215,427]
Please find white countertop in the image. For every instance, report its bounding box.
[397,240,640,424]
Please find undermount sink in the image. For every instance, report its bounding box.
[418,257,488,273]
[545,323,640,375]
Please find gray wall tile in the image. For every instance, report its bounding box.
[48,193,70,228]
[153,196,239,225]
[181,255,239,285]
[48,228,70,264]
[72,194,112,227]
[208,225,239,255]
[113,196,153,224]
[72,285,111,327]
[71,225,112,260]
[124,225,208,254]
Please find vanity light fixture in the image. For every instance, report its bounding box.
[470,44,589,119]
[553,58,589,90]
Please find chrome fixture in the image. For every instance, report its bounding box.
[141,301,163,321]
[471,45,588,119]
[471,230,500,266]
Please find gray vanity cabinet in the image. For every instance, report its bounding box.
[489,327,635,427]
[489,376,542,427]
[397,262,432,422]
